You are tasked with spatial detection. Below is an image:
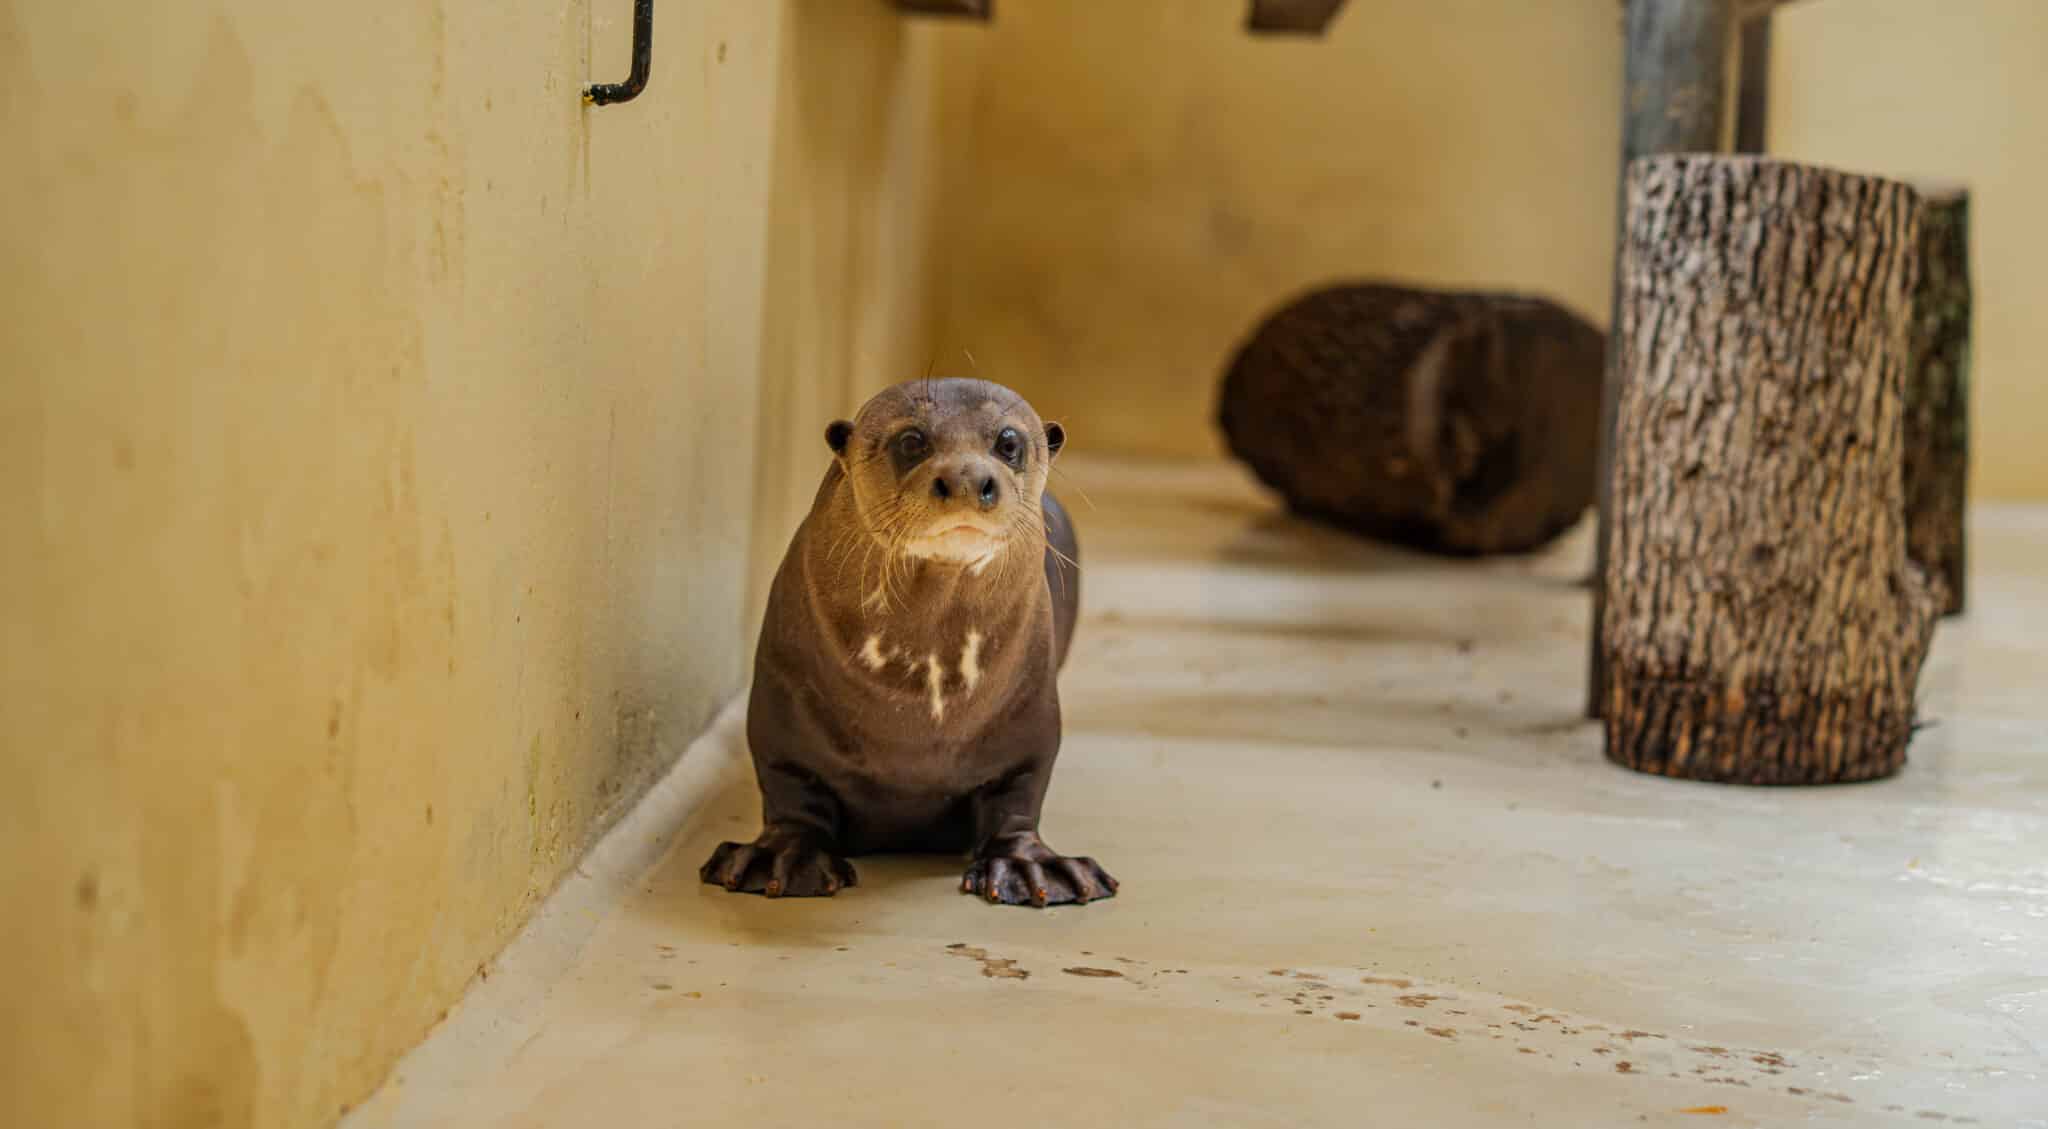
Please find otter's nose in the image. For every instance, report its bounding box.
[929,462,1001,510]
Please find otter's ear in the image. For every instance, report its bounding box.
[825,420,855,456]
[1044,422,1066,460]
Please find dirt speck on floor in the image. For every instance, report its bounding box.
[1061,967,1122,979]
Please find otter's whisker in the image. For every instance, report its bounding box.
[1049,463,1097,511]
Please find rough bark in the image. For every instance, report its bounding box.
[1602,155,1942,785]
[1218,283,1605,556]
[1902,183,1971,616]
[1591,0,1740,718]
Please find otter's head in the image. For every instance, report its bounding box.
[826,378,1065,572]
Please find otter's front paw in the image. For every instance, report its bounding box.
[700,833,857,898]
[961,835,1117,907]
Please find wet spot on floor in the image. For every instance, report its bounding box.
[945,943,1029,980]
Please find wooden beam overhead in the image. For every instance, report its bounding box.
[1246,0,1349,36]
[893,0,991,20]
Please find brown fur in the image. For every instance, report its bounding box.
[700,379,1112,906]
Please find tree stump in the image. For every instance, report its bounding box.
[1903,183,1971,616]
[1602,155,1943,784]
[1590,0,1742,718]
[1217,283,1606,556]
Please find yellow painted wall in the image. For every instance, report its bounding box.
[749,3,947,637]
[0,2,939,1127]
[1770,0,2048,500]
[920,0,1625,460]
[4,1,2038,1125]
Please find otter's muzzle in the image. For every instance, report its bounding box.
[927,455,1002,512]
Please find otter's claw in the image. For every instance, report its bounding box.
[700,833,857,898]
[961,837,1116,907]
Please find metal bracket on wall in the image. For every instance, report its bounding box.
[585,0,653,106]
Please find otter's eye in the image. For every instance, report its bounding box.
[994,427,1024,468]
[896,430,929,460]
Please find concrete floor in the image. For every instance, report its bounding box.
[350,458,2048,1129]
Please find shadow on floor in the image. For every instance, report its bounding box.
[1064,685,1601,768]
[627,777,1001,945]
